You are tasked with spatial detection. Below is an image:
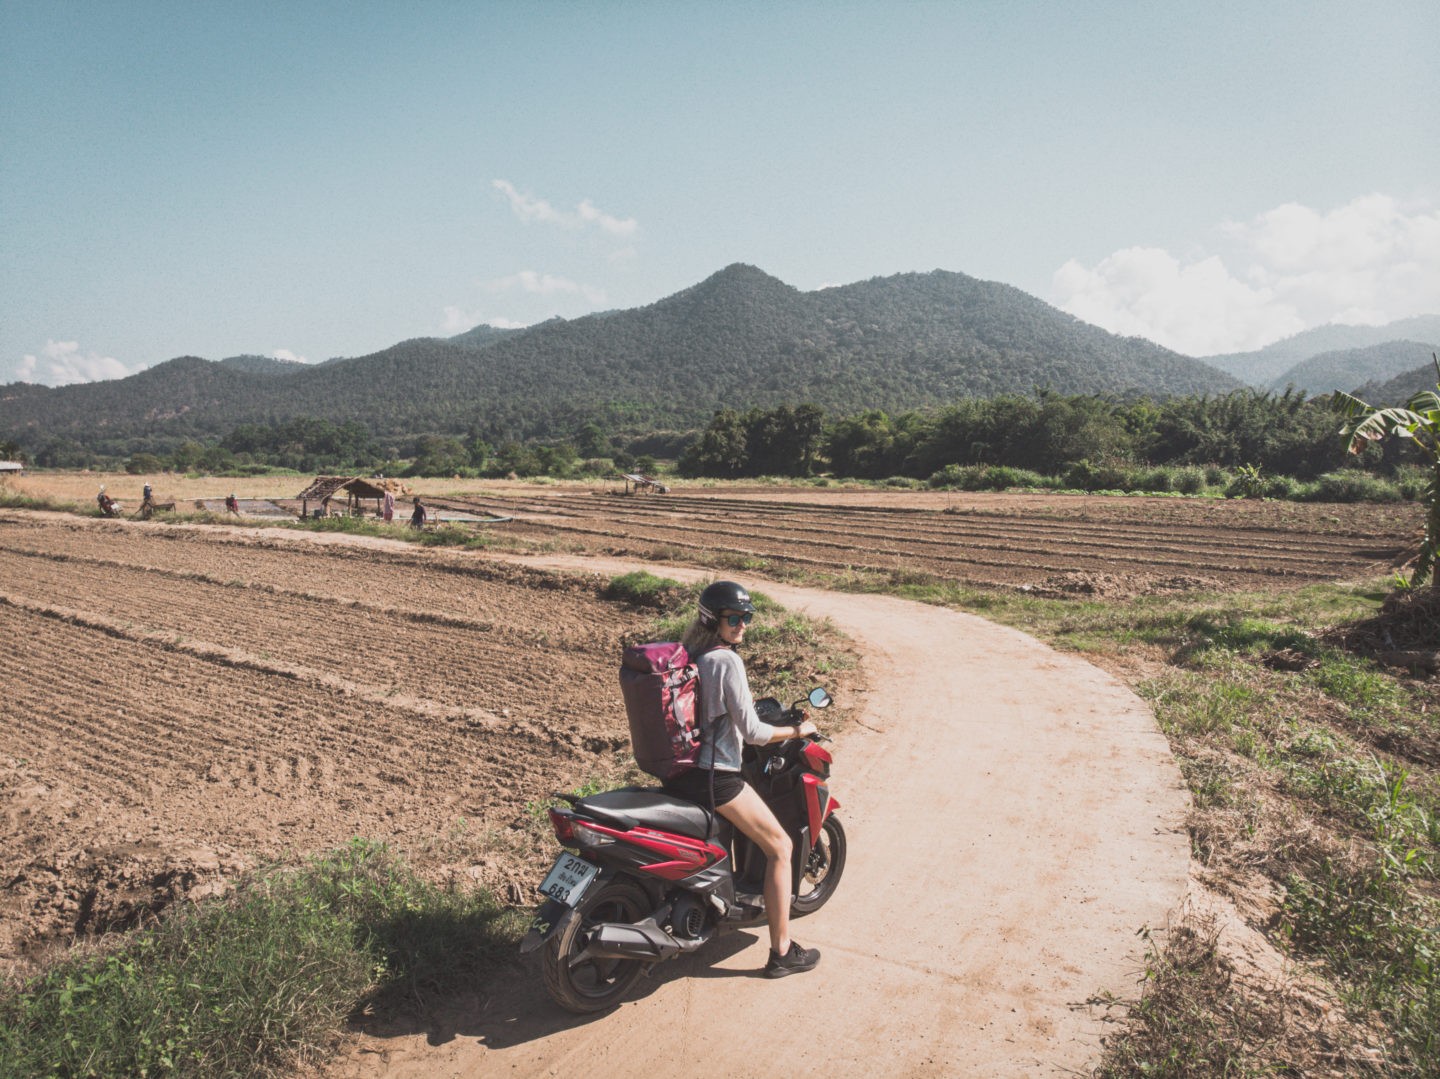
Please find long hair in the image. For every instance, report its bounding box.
[680,617,726,655]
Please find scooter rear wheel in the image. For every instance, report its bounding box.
[541,879,650,1013]
[793,814,846,915]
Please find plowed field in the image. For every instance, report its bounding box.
[0,487,1421,984]
[0,511,655,970]
[428,487,1421,592]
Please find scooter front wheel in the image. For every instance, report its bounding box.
[541,878,650,1013]
[793,814,846,915]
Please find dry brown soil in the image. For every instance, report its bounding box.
[0,510,659,965]
[430,484,1421,594]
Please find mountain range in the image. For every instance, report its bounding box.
[4,264,1431,453]
[1200,315,1440,388]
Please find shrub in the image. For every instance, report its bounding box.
[576,457,615,477]
[1262,475,1300,500]
[1065,460,1133,492]
[1304,471,1402,504]
[1174,466,1208,495]
[125,452,164,474]
[1394,465,1431,502]
[1137,467,1176,493]
[927,464,972,489]
[980,465,1047,490]
[1224,464,1268,499]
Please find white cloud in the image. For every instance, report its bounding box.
[1052,194,1440,355]
[441,305,481,335]
[484,270,607,306]
[492,179,638,238]
[440,305,528,336]
[271,348,308,364]
[16,340,134,386]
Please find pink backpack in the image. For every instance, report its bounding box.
[620,642,702,780]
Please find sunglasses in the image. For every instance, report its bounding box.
[722,612,754,628]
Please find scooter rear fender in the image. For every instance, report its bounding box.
[519,898,577,954]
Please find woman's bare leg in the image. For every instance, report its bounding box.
[717,784,794,953]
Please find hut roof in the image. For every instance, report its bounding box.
[295,476,398,501]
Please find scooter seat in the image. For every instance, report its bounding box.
[574,787,725,840]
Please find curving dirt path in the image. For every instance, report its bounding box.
[334,554,1192,1078]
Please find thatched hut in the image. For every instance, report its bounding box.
[295,476,403,519]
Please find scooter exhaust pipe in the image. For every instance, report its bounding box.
[572,918,713,965]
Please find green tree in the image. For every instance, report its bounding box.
[406,435,470,476]
[1333,356,1440,588]
[679,409,749,477]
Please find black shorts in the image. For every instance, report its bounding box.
[662,768,746,808]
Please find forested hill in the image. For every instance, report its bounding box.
[1353,357,1440,405]
[1,264,1241,447]
[1203,315,1440,386]
[1268,340,1440,396]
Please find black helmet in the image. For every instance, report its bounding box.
[698,580,754,629]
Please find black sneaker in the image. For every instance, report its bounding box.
[765,941,820,978]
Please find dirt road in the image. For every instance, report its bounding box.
[335,555,1192,1078]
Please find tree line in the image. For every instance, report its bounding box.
[680,389,1395,481]
[5,389,1420,489]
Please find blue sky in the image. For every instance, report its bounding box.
[3,1,1437,385]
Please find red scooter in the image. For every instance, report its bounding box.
[522,687,845,1013]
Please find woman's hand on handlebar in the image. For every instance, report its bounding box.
[795,716,818,739]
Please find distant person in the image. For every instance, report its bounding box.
[382,488,395,522]
[409,497,427,528]
[225,492,239,514]
[142,482,153,506]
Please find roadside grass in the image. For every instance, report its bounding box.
[788,566,1438,1076]
[1090,919,1305,1079]
[0,840,523,1079]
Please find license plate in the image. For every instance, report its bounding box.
[538,853,599,907]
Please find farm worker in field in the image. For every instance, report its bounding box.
[225,492,239,513]
[409,497,427,528]
[382,488,395,522]
[142,482,153,505]
[667,580,822,978]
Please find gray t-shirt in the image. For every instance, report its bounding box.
[694,647,777,771]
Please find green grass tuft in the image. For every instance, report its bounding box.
[0,840,522,1079]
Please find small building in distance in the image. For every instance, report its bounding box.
[295,475,404,519]
[0,461,24,476]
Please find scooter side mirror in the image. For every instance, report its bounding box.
[807,687,832,710]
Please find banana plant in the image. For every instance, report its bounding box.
[1331,354,1440,589]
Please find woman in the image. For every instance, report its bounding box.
[665,579,821,978]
